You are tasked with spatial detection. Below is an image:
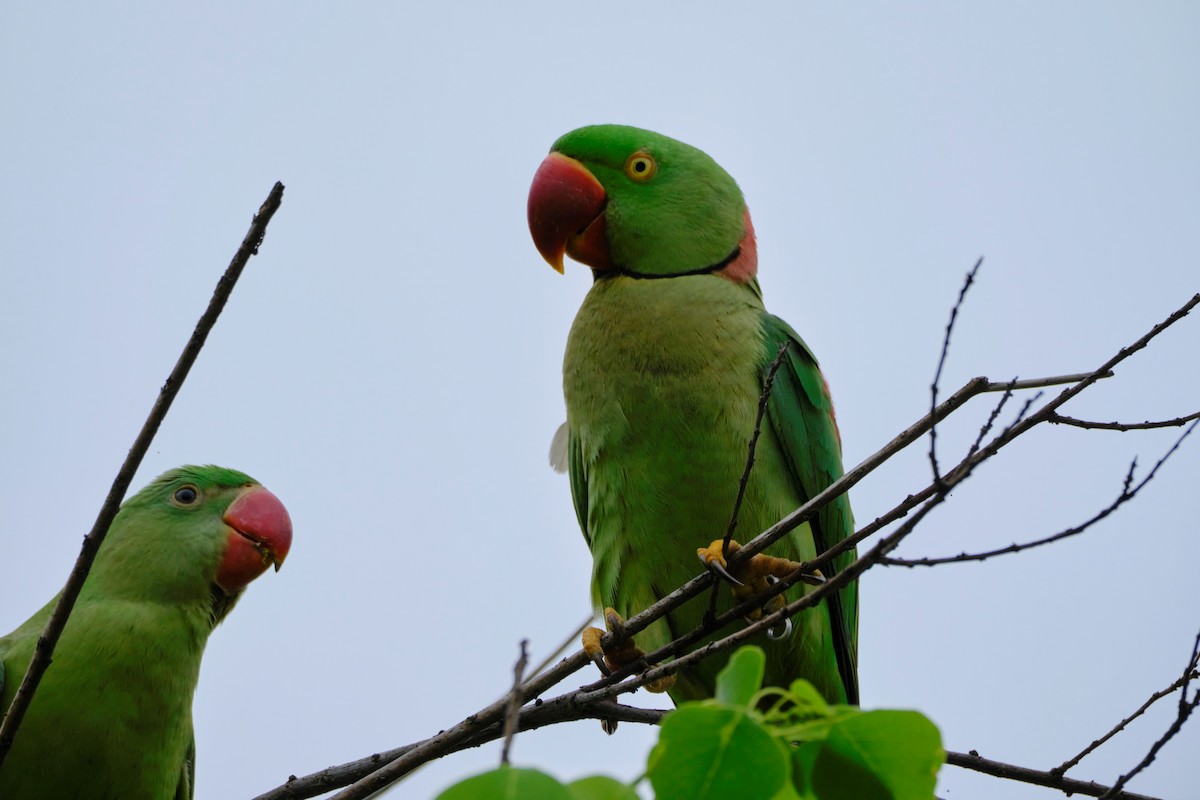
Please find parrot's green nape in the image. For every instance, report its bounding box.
[529,125,858,709]
[0,465,293,800]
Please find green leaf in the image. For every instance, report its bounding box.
[566,775,641,800]
[812,745,892,800]
[789,741,823,799]
[785,680,831,715]
[648,704,790,800]
[715,645,766,707]
[436,765,573,800]
[813,710,944,800]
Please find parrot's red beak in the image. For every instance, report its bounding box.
[216,486,293,594]
[527,152,612,272]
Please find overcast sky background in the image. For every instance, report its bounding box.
[2,4,1197,799]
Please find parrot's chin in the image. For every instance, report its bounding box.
[207,583,242,626]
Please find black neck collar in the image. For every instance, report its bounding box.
[600,246,742,281]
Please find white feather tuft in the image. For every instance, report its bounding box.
[548,421,570,474]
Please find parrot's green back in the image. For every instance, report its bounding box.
[0,465,279,800]
[552,125,858,704]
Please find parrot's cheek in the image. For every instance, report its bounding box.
[565,212,611,272]
[528,152,611,272]
[216,487,293,594]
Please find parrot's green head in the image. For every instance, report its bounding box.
[528,124,757,281]
[86,465,293,621]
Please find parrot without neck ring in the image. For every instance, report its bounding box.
[528,124,858,706]
[0,465,293,799]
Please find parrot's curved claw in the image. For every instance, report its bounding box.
[581,626,613,676]
[697,539,744,587]
[766,616,793,641]
[704,556,744,587]
[799,568,827,586]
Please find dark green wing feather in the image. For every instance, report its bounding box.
[174,736,195,800]
[567,431,591,549]
[761,314,859,704]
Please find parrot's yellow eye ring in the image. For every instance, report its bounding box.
[172,485,201,507]
[624,152,657,182]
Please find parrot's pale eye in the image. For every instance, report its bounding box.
[172,486,199,506]
[624,153,657,183]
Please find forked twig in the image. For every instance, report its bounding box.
[929,257,983,487]
[499,640,528,766]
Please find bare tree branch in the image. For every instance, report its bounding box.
[946,750,1162,800]
[1098,631,1200,799]
[1053,658,1200,776]
[256,374,992,800]
[881,418,1197,567]
[253,292,1199,800]
[0,182,286,769]
[991,372,1113,390]
[929,257,983,488]
[1049,411,1200,431]
[499,640,529,766]
[964,379,1016,462]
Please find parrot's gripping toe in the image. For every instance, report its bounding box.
[580,607,676,696]
[581,626,613,676]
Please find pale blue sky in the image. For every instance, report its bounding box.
[2,3,1197,798]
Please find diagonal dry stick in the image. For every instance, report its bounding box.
[929,257,983,488]
[256,292,1197,800]
[1098,631,1200,800]
[0,182,285,769]
[1053,657,1200,777]
[248,374,1120,800]
[315,363,1112,799]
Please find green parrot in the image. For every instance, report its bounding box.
[0,465,293,799]
[528,125,857,705]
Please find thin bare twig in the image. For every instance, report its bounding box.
[705,341,793,621]
[946,750,1162,800]
[499,640,529,766]
[0,182,286,769]
[929,258,983,488]
[965,379,1016,461]
[992,372,1113,390]
[1098,631,1200,799]
[723,341,792,551]
[1053,660,1200,776]
[525,616,593,682]
[881,418,1197,567]
[1049,411,1200,431]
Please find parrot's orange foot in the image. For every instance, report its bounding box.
[581,608,676,694]
[697,539,826,640]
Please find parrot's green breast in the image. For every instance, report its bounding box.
[564,274,848,702]
[0,598,205,799]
